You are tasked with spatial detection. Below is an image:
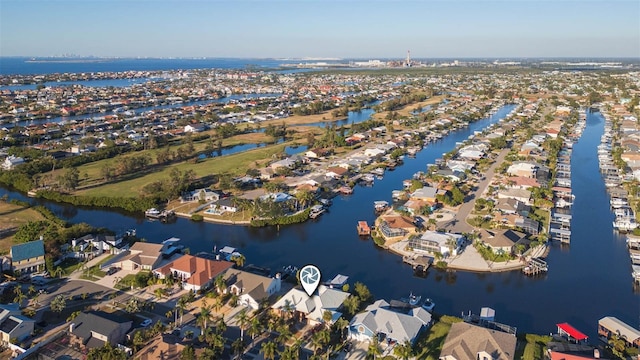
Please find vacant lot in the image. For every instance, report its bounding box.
[0,201,46,255]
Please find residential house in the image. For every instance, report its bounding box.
[0,304,34,346]
[598,316,640,348]
[181,188,220,203]
[184,123,206,133]
[495,198,529,216]
[507,162,538,178]
[223,269,282,309]
[2,155,24,170]
[348,299,431,344]
[408,231,465,257]
[478,229,527,254]
[69,311,132,349]
[211,198,238,213]
[506,176,540,190]
[497,188,532,205]
[271,285,350,325]
[378,215,416,239]
[326,166,349,179]
[136,334,184,360]
[116,242,164,271]
[515,217,540,235]
[410,186,438,203]
[439,322,517,360]
[153,255,234,292]
[305,148,332,159]
[10,240,45,274]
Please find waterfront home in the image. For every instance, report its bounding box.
[505,176,540,190]
[514,217,540,236]
[408,231,465,257]
[378,215,417,239]
[115,242,164,271]
[69,311,132,350]
[0,303,34,346]
[223,269,282,309]
[1,155,24,170]
[598,316,640,347]
[210,198,238,213]
[439,322,517,360]
[477,229,527,255]
[348,299,431,344]
[180,188,221,203]
[271,285,350,325]
[497,188,532,206]
[325,166,349,179]
[10,239,45,274]
[495,198,529,216]
[153,254,234,292]
[305,148,332,159]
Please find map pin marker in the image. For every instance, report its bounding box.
[300,264,321,297]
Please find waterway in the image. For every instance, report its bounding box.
[0,107,637,337]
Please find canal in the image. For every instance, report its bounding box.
[0,106,637,337]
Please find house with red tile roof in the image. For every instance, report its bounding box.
[153,255,234,292]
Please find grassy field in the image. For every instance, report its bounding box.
[77,142,292,198]
[0,201,46,255]
[372,95,446,120]
[516,334,552,360]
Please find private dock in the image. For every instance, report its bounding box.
[402,254,433,271]
[522,257,548,276]
[357,221,371,236]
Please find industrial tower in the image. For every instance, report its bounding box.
[406,50,411,67]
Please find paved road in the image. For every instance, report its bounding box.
[439,147,510,234]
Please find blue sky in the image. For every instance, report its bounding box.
[1,0,638,58]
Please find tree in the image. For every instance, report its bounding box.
[322,310,333,328]
[248,317,262,341]
[176,296,189,326]
[50,294,66,313]
[180,345,196,360]
[231,253,246,267]
[232,338,246,360]
[393,340,414,360]
[236,308,249,340]
[87,342,127,360]
[311,329,330,355]
[333,317,349,340]
[57,166,80,191]
[260,341,277,360]
[343,295,360,315]
[214,316,227,334]
[353,282,372,302]
[125,297,140,313]
[52,266,64,278]
[367,336,382,360]
[197,305,213,334]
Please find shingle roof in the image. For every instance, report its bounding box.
[350,301,428,343]
[11,240,45,262]
[440,322,517,360]
[71,311,130,342]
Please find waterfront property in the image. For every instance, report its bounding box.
[408,231,465,257]
[439,322,517,360]
[114,242,164,271]
[597,316,640,348]
[348,299,432,344]
[271,285,350,325]
[222,268,282,309]
[477,229,527,255]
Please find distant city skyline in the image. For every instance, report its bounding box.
[1,0,638,59]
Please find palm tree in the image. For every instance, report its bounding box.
[333,317,349,340]
[52,266,64,278]
[215,316,227,335]
[231,254,246,268]
[197,305,213,334]
[276,324,292,346]
[393,340,414,360]
[311,329,330,356]
[28,285,36,296]
[154,287,165,299]
[176,296,189,326]
[231,338,246,360]
[260,341,277,360]
[281,299,295,321]
[294,189,315,210]
[248,317,262,342]
[236,308,249,341]
[13,287,26,307]
[367,336,381,360]
[214,275,226,295]
[212,296,224,314]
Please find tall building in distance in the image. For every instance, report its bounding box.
[405,50,411,67]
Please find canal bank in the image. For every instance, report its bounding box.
[1,106,638,338]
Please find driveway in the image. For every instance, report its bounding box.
[439,148,509,233]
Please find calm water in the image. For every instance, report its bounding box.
[1,107,638,337]
[0,77,156,91]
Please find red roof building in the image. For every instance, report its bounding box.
[556,323,588,342]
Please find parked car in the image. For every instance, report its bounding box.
[140,319,153,327]
[106,267,120,275]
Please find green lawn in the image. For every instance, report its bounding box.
[77,142,292,198]
[414,315,462,359]
[516,334,552,360]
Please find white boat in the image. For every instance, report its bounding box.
[145,208,161,217]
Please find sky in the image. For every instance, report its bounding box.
[1,0,639,58]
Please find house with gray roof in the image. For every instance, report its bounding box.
[0,304,34,346]
[348,299,432,344]
[439,322,517,360]
[272,285,350,325]
[10,239,45,274]
[69,311,132,349]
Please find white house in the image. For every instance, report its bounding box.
[2,155,24,170]
[272,285,350,325]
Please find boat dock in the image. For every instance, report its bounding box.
[402,254,433,271]
[522,257,548,276]
[357,221,371,236]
